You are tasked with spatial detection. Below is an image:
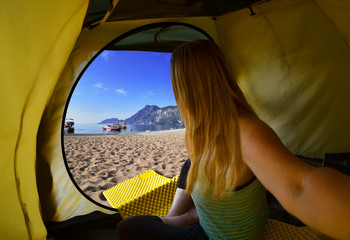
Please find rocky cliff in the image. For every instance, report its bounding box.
[98,105,184,126]
[125,105,183,126]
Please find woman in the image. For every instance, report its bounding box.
[117,39,269,239]
[170,40,350,240]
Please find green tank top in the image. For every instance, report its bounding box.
[191,178,269,240]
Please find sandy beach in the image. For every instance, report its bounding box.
[64,129,187,207]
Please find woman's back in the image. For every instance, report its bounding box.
[192,177,268,240]
[188,116,269,239]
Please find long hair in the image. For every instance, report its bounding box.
[171,40,257,198]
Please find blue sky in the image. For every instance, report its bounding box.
[67,50,176,123]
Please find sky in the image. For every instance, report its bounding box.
[66,50,176,123]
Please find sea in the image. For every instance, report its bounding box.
[70,123,184,135]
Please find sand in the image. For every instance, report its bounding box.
[64,129,187,207]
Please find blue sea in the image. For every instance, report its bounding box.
[71,123,184,134]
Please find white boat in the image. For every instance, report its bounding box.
[102,124,121,131]
[64,118,74,133]
[119,121,127,129]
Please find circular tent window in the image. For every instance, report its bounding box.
[63,23,211,209]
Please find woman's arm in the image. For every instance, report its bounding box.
[242,119,350,239]
[159,188,199,226]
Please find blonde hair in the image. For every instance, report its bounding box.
[171,40,257,198]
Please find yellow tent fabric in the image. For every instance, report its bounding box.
[0,1,89,239]
[1,0,350,239]
[217,0,350,155]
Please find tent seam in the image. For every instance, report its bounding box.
[100,0,119,24]
[13,78,35,240]
[13,1,88,238]
[313,0,350,50]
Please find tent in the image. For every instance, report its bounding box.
[1,0,349,239]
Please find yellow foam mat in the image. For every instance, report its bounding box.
[262,219,332,240]
[103,170,179,219]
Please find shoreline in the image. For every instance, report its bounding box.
[64,128,186,138]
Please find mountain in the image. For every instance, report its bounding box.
[125,105,183,126]
[98,118,120,124]
[98,105,184,126]
[124,105,158,125]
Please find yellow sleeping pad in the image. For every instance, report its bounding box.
[103,170,179,219]
[262,219,332,240]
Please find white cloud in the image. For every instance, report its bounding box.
[116,89,128,96]
[93,83,103,88]
[100,51,111,62]
[93,82,109,91]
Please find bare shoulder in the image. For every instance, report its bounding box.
[239,116,312,187]
[238,116,298,167]
[239,116,278,148]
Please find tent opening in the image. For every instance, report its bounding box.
[62,23,211,209]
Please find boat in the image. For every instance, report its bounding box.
[119,121,127,129]
[64,118,74,133]
[102,124,121,131]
